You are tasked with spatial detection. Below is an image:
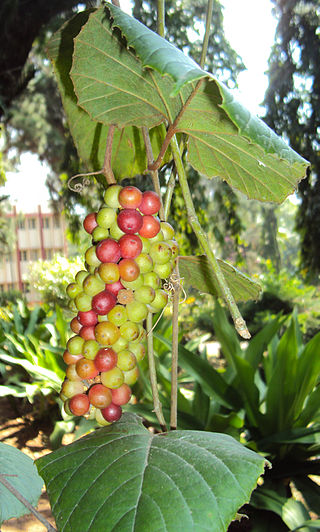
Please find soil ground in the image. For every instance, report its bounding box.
[0,397,56,531]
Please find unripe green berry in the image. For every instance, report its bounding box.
[160,221,175,240]
[153,261,173,279]
[67,335,85,355]
[75,292,92,312]
[85,246,101,267]
[126,300,148,323]
[66,282,82,299]
[135,253,153,273]
[103,184,122,208]
[92,226,109,242]
[117,349,137,371]
[96,207,117,228]
[134,285,155,304]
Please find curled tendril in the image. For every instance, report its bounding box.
[67,171,101,193]
[163,273,186,303]
[147,274,186,337]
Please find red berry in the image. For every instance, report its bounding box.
[119,234,142,259]
[83,213,98,234]
[63,350,83,365]
[111,383,132,405]
[77,310,98,327]
[88,384,112,409]
[118,258,140,282]
[92,290,117,315]
[139,191,161,215]
[79,325,96,340]
[69,393,90,416]
[94,348,118,372]
[76,358,99,379]
[70,316,82,334]
[117,209,143,234]
[138,215,160,238]
[101,403,122,422]
[119,186,142,209]
[95,239,121,263]
[105,280,125,297]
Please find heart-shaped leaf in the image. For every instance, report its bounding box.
[178,255,262,302]
[47,10,167,178]
[70,5,308,203]
[0,443,44,524]
[36,413,266,532]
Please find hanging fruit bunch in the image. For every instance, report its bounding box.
[60,184,179,426]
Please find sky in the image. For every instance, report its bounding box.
[2,0,277,213]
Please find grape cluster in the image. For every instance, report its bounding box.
[61,185,178,426]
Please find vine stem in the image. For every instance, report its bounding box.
[102,125,117,185]
[170,264,180,430]
[0,474,57,532]
[157,0,165,37]
[142,127,165,220]
[146,312,167,431]
[170,136,251,339]
[200,0,214,69]
[163,167,176,221]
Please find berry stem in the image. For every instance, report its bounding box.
[142,127,165,220]
[170,136,251,339]
[146,312,167,431]
[0,473,57,532]
[170,264,180,430]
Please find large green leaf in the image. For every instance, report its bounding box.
[47,10,166,179]
[178,255,261,302]
[0,443,44,524]
[36,413,265,532]
[71,5,308,203]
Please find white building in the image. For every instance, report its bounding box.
[0,205,68,301]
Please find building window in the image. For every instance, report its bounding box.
[45,249,53,260]
[28,218,36,230]
[53,215,60,228]
[42,217,50,229]
[19,250,28,261]
[5,253,12,263]
[30,250,39,261]
[18,219,25,230]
